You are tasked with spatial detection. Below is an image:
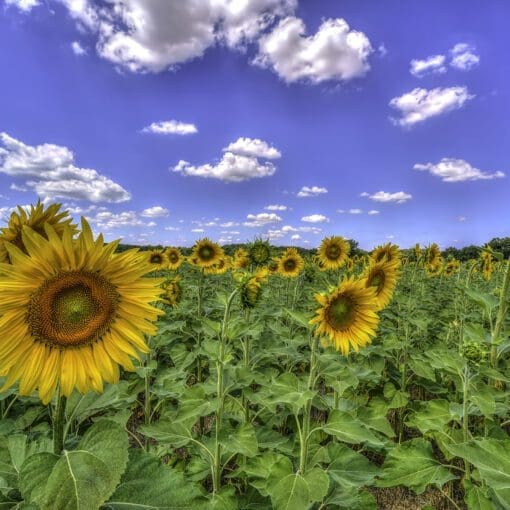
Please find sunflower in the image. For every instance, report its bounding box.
[162,276,182,306]
[363,260,399,310]
[424,243,441,270]
[165,247,183,270]
[145,249,168,269]
[0,201,77,264]
[277,248,304,278]
[317,236,350,270]
[267,258,279,274]
[248,239,272,266]
[190,238,224,268]
[413,243,421,262]
[442,259,460,277]
[0,219,163,404]
[426,259,443,277]
[233,248,250,270]
[204,256,231,275]
[240,268,268,309]
[310,277,380,355]
[371,243,401,266]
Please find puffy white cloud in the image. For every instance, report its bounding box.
[301,214,328,223]
[290,234,300,240]
[244,212,282,227]
[297,185,328,198]
[255,17,373,83]
[88,210,145,229]
[191,228,205,233]
[410,54,446,77]
[141,206,169,217]
[361,191,412,203]
[142,120,198,135]
[220,221,240,227]
[71,41,87,56]
[265,204,287,211]
[389,87,474,127]
[367,210,380,215]
[450,43,479,71]
[348,208,363,214]
[414,158,504,182]
[0,133,130,203]
[55,0,296,73]
[4,0,39,12]
[172,136,280,182]
[224,137,281,159]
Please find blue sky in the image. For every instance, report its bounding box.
[0,0,508,249]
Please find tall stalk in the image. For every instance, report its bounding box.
[53,392,67,455]
[490,259,510,372]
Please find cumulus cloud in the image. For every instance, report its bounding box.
[255,17,373,83]
[450,43,480,71]
[361,191,412,203]
[264,204,288,211]
[389,87,474,127]
[290,234,300,240]
[244,212,282,227]
[141,206,169,217]
[71,41,87,56]
[87,210,146,229]
[172,136,280,182]
[142,120,198,135]
[297,185,328,198]
[0,132,130,203]
[367,210,380,215]
[301,214,328,223]
[4,0,39,12]
[410,55,446,77]
[414,158,504,182]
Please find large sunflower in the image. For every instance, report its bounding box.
[165,247,183,270]
[370,243,401,265]
[317,236,350,270]
[248,239,271,266]
[204,256,231,275]
[0,201,77,264]
[363,260,399,310]
[232,248,250,270]
[190,238,224,268]
[277,248,304,278]
[310,277,380,355]
[146,249,168,269]
[0,219,163,404]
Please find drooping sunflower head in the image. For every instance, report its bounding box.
[310,277,380,355]
[363,260,400,310]
[146,249,168,269]
[165,247,183,270]
[371,243,401,266]
[442,259,460,277]
[424,243,441,269]
[267,257,279,274]
[277,248,304,278]
[0,218,164,404]
[239,268,268,309]
[248,239,272,266]
[0,201,77,263]
[162,276,182,307]
[317,236,350,270]
[233,248,250,270]
[426,258,444,277]
[191,238,224,268]
[413,243,422,261]
[204,255,231,275]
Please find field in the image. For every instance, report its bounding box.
[1,230,509,510]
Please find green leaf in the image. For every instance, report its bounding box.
[377,438,457,494]
[19,452,59,506]
[221,423,258,458]
[470,383,496,417]
[406,399,458,434]
[283,309,311,329]
[322,410,384,447]
[464,288,499,314]
[270,473,309,510]
[107,449,204,509]
[140,421,193,449]
[327,443,378,488]
[304,467,329,504]
[464,480,493,510]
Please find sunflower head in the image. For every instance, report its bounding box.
[413,243,422,261]
[165,247,183,270]
[146,249,168,269]
[162,276,182,306]
[0,218,163,403]
[363,260,400,310]
[239,268,268,309]
[0,201,77,263]
[248,239,272,266]
[424,243,441,268]
[371,243,401,266]
[443,259,460,277]
[204,255,231,275]
[317,236,350,270]
[310,277,380,355]
[277,248,304,278]
[267,258,279,274]
[233,248,250,270]
[191,238,224,268]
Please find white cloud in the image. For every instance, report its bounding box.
[361,191,412,203]
[290,234,300,240]
[224,137,281,159]
[71,41,87,56]
[410,54,446,77]
[457,216,466,222]
[255,16,373,83]
[301,214,328,223]
[191,228,205,233]
[142,120,198,135]
[220,221,240,227]
[244,212,282,227]
[55,0,296,73]
[348,208,363,214]
[389,87,474,127]
[0,132,130,203]
[414,158,505,182]
[4,0,39,12]
[450,43,480,71]
[367,210,380,215]
[265,204,287,211]
[172,136,280,182]
[88,210,145,229]
[164,226,180,231]
[141,206,169,217]
[297,185,328,198]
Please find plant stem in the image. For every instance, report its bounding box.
[490,259,510,372]
[53,393,67,455]
[462,364,471,481]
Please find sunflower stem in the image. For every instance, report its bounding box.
[53,393,67,455]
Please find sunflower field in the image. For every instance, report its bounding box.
[0,203,510,510]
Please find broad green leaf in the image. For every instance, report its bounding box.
[304,467,329,503]
[322,410,384,447]
[221,423,258,458]
[323,485,376,509]
[283,309,311,329]
[464,480,493,510]
[327,443,378,487]
[19,452,59,506]
[377,438,457,494]
[140,421,193,449]
[406,399,458,434]
[270,473,309,510]
[464,288,499,314]
[470,383,496,417]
